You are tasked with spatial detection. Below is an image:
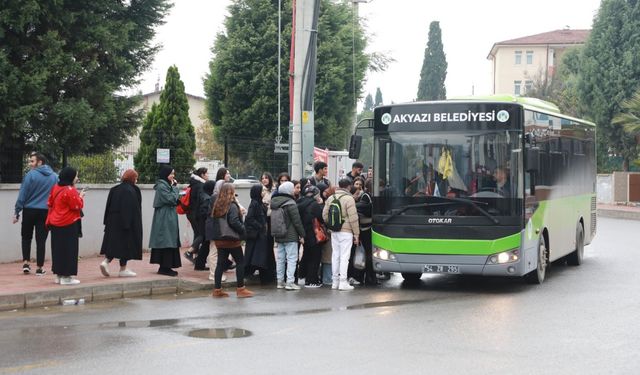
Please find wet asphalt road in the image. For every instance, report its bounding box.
[1,217,639,375]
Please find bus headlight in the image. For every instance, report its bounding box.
[373,247,396,261]
[487,249,519,264]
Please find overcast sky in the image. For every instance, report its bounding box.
[136,0,602,106]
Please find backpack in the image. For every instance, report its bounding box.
[270,200,296,237]
[176,187,191,215]
[326,193,347,232]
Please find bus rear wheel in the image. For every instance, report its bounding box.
[566,223,584,266]
[525,237,548,284]
[401,273,422,282]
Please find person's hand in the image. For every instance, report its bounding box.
[353,235,359,245]
[299,237,305,245]
[240,207,247,215]
[80,189,86,198]
[171,179,178,186]
[12,215,19,224]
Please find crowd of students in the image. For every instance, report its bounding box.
[14,152,377,298]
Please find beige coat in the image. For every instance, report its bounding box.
[322,188,360,237]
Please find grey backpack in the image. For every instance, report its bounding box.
[270,200,296,237]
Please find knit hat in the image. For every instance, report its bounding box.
[279,181,294,196]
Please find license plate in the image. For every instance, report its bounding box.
[423,264,461,274]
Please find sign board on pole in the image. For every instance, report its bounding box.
[156,148,170,164]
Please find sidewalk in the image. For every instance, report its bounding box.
[597,203,640,220]
[0,251,238,312]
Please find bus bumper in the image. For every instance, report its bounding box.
[372,253,525,277]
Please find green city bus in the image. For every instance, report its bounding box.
[349,96,596,284]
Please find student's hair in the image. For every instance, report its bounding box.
[29,152,47,165]
[194,167,208,178]
[215,167,228,181]
[261,172,274,191]
[352,161,364,169]
[338,178,352,189]
[276,172,291,185]
[364,178,373,192]
[299,177,309,188]
[314,161,327,173]
[212,183,235,217]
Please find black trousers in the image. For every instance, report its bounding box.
[304,243,323,284]
[215,247,244,289]
[21,208,49,267]
[195,240,210,269]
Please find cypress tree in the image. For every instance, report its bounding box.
[363,94,374,112]
[135,66,196,183]
[374,88,384,107]
[417,21,447,101]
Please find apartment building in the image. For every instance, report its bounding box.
[487,29,589,95]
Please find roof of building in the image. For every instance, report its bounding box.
[488,29,590,58]
[140,90,205,101]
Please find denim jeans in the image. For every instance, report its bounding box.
[276,241,299,283]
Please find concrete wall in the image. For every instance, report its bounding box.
[0,183,253,263]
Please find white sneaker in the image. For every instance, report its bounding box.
[54,275,61,284]
[118,269,137,277]
[285,282,301,290]
[331,283,339,290]
[297,278,305,286]
[277,281,285,289]
[99,259,110,277]
[208,273,227,282]
[60,277,80,285]
[348,277,361,286]
[339,282,354,291]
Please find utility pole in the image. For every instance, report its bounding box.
[289,0,320,179]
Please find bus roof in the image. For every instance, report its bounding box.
[382,95,596,127]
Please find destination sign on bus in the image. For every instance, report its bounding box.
[381,110,510,125]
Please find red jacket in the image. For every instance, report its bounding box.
[46,185,84,228]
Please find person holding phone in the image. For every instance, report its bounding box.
[149,165,182,276]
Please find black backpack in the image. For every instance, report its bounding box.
[326,194,347,231]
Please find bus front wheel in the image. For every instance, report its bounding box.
[401,273,422,282]
[566,223,584,266]
[525,237,548,284]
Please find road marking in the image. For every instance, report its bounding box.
[0,360,61,374]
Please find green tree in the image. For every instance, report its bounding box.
[0,0,171,182]
[612,89,640,165]
[578,0,640,171]
[134,66,196,183]
[204,0,371,171]
[417,21,447,101]
[363,94,374,112]
[374,87,384,107]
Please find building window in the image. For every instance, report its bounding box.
[515,51,522,65]
[524,80,533,94]
[514,80,522,95]
[526,50,533,64]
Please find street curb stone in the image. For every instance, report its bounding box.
[597,209,640,221]
[92,284,124,301]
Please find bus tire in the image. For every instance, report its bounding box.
[401,273,422,282]
[566,223,584,266]
[525,236,548,284]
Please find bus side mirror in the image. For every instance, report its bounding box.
[526,147,540,172]
[348,135,362,159]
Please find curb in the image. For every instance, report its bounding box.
[0,277,238,312]
[597,208,640,221]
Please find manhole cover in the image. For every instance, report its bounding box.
[188,328,252,339]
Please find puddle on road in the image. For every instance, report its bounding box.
[188,328,252,339]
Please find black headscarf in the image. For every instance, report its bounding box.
[158,165,173,183]
[250,184,263,201]
[202,180,216,196]
[58,167,77,187]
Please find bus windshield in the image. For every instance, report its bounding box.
[375,130,523,218]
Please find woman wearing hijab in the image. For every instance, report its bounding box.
[149,165,181,276]
[243,184,273,284]
[46,167,84,285]
[99,169,143,277]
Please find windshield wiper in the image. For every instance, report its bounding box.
[435,196,500,224]
[381,202,453,224]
